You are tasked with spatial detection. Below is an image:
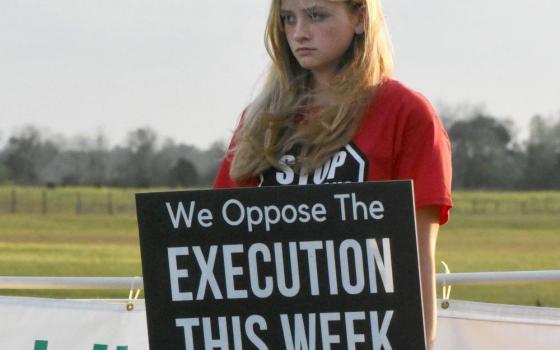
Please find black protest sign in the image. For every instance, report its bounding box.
[136,181,426,350]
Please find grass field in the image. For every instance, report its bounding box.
[437,212,560,307]
[0,213,142,299]
[0,187,559,307]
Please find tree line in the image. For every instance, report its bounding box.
[0,109,559,189]
[0,127,225,187]
[442,110,560,190]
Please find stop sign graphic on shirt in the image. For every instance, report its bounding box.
[258,143,367,186]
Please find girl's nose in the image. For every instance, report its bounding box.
[293,20,311,42]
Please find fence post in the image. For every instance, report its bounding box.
[108,193,113,215]
[42,190,47,215]
[76,193,82,215]
[10,188,17,214]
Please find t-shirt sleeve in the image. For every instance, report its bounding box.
[393,93,453,224]
[212,109,256,189]
[213,136,258,188]
[212,144,237,188]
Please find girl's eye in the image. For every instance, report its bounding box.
[308,10,328,22]
[281,14,297,25]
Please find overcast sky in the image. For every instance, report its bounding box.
[1,0,559,149]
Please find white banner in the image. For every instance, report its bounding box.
[435,299,560,350]
[1,296,559,349]
[0,296,148,350]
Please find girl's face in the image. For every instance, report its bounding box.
[280,0,362,83]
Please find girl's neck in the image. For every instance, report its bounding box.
[310,74,335,108]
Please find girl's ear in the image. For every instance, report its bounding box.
[354,21,365,35]
[352,8,365,35]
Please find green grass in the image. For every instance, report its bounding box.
[436,212,560,307]
[0,188,559,306]
[0,186,138,214]
[0,185,200,215]
[0,213,142,298]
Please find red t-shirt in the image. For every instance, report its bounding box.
[213,79,453,224]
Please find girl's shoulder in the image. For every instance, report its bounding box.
[368,78,438,125]
[376,79,433,109]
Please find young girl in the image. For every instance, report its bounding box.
[214,0,452,347]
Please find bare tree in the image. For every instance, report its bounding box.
[3,126,59,185]
[449,114,523,189]
[523,114,560,189]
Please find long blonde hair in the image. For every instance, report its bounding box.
[230,0,394,182]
